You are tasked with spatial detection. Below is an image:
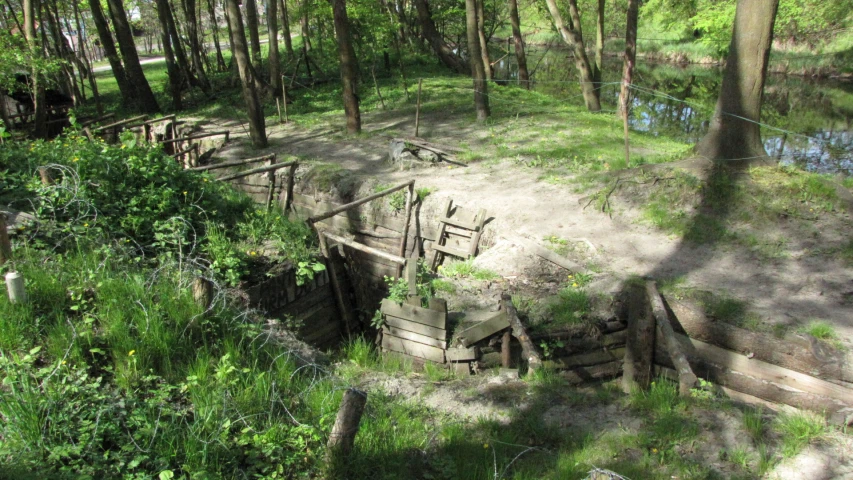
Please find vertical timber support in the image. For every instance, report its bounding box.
[622,282,655,393]
[326,388,367,472]
[280,162,297,214]
[395,182,415,278]
[317,230,353,337]
[647,281,697,396]
[414,78,423,137]
[266,155,278,210]
[0,213,12,265]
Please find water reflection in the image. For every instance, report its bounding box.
[493,48,853,174]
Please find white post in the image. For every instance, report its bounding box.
[5,271,26,304]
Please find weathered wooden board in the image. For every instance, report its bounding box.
[302,317,341,343]
[382,333,445,363]
[446,346,478,362]
[383,325,446,349]
[456,311,510,347]
[560,361,623,385]
[544,347,625,369]
[381,299,446,329]
[384,315,446,340]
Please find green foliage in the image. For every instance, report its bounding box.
[743,407,767,442]
[383,275,410,304]
[800,320,842,348]
[437,258,498,281]
[773,411,827,458]
[203,223,248,286]
[549,287,590,326]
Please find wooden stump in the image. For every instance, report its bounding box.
[622,282,655,393]
[0,213,11,265]
[326,388,368,471]
[192,277,213,310]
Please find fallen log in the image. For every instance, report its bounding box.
[501,293,542,371]
[648,281,697,397]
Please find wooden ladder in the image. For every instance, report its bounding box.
[427,199,487,271]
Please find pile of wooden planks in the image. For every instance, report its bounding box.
[380,298,448,363]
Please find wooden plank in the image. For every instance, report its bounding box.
[432,243,469,258]
[648,281,697,397]
[324,232,407,265]
[446,346,478,362]
[382,333,445,363]
[428,298,447,313]
[383,326,446,349]
[560,361,623,385]
[302,316,341,343]
[438,215,478,231]
[502,294,543,370]
[405,261,418,296]
[622,282,654,393]
[467,208,487,257]
[384,315,446,340]
[544,347,625,369]
[381,299,446,329]
[531,330,627,353]
[673,333,853,405]
[456,311,510,347]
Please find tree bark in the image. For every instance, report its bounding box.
[300,0,312,52]
[88,0,132,106]
[156,0,183,109]
[23,0,46,138]
[280,0,294,59]
[326,388,367,470]
[245,0,263,68]
[208,0,227,70]
[183,0,211,88]
[72,0,102,115]
[331,0,361,134]
[225,0,268,147]
[414,0,469,74]
[593,0,604,85]
[476,0,491,80]
[466,0,489,122]
[508,0,529,89]
[695,0,779,165]
[106,0,160,113]
[268,0,281,93]
[543,0,600,111]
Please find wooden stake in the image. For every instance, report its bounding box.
[38,167,52,185]
[0,213,11,265]
[5,271,26,303]
[326,388,367,467]
[414,78,423,137]
[501,329,512,368]
[192,276,213,310]
[266,156,278,210]
[317,231,353,336]
[280,162,297,214]
[281,75,289,123]
[647,281,697,396]
[622,282,655,393]
[276,98,283,124]
[395,183,415,278]
[501,293,542,372]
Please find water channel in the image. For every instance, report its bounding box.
[493,48,853,174]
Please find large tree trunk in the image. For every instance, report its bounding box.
[695,0,779,165]
[414,0,469,74]
[465,0,489,121]
[208,0,227,70]
[593,0,604,85]
[475,0,491,80]
[88,0,134,108]
[508,0,528,89]
[245,0,263,67]
[280,0,294,59]
[156,0,184,109]
[331,0,361,134]
[106,0,160,113]
[183,0,210,88]
[543,0,600,111]
[225,0,267,147]
[268,0,281,93]
[24,0,46,138]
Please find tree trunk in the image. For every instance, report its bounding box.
[618,0,638,164]
[156,0,184,109]
[695,0,779,165]
[543,0,600,111]
[593,0,604,85]
[73,0,102,115]
[475,0,491,80]
[508,0,528,89]
[465,0,489,121]
[208,0,227,70]
[88,0,134,108]
[281,0,294,59]
[268,0,281,93]
[106,0,160,113]
[24,0,46,137]
[414,0,469,74]
[183,0,211,88]
[245,0,263,67]
[331,0,361,134]
[300,0,312,52]
[225,0,267,147]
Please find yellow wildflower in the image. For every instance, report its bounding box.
[572,282,578,288]
[128,350,136,357]
[83,222,89,228]
[483,443,489,449]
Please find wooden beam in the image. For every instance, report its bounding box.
[501,293,542,371]
[382,333,445,363]
[189,154,277,171]
[158,130,230,145]
[456,311,510,347]
[325,232,407,265]
[396,183,415,278]
[447,345,478,362]
[560,360,623,385]
[93,114,148,132]
[648,281,697,397]
[383,325,446,349]
[622,282,654,393]
[308,180,415,225]
[381,299,446,328]
[317,232,353,337]
[217,161,297,182]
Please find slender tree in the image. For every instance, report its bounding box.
[300,0,311,51]
[268,0,281,93]
[88,0,134,107]
[543,0,600,111]
[245,0,262,66]
[331,0,360,134]
[465,0,489,121]
[225,0,267,146]
[414,0,469,74]
[208,0,227,70]
[72,0,102,114]
[280,0,294,59]
[106,0,160,113]
[695,0,780,164]
[156,0,184,108]
[23,0,46,137]
[182,0,210,88]
[476,0,491,80]
[508,0,528,88]
[593,0,604,84]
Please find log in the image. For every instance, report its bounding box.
[501,330,511,368]
[189,154,276,171]
[560,360,623,385]
[622,282,654,393]
[317,232,353,336]
[504,235,583,272]
[544,347,625,370]
[648,281,697,397]
[326,388,368,463]
[327,232,407,265]
[531,330,627,353]
[396,183,415,278]
[217,161,297,182]
[192,276,213,310]
[79,113,115,127]
[158,130,230,145]
[666,298,853,384]
[93,114,148,132]
[501,293,542,371]
[456,311,510,347]
[401,137,465,154]
[307,180,415,225]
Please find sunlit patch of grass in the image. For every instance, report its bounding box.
[548,287,590,326]
[773,411,827,458]
[437,259,498,281]
[799,320,843,349]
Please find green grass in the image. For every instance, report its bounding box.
[773,411,828,458]
[800,320,843,348]
[548,287,591,327]
[743,407,767,442]
[437,258,498,281]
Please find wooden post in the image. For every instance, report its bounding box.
[501,293,542,372]
[276,98,283,124]
[404,260,419,306]
[622,282,655,393]
[38,166,52,185]
[0,213,11,265]
[395,182,415,278]
[501,329,512,368]
[281,75,289,123]
[414,78,423,137]
[192,276,213,310]
[266,155,278,210]
[5,271,26,303]
[326,388,367,467]
[318,230,353,336]
[280,162,297,214]
[647,281,697,397]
